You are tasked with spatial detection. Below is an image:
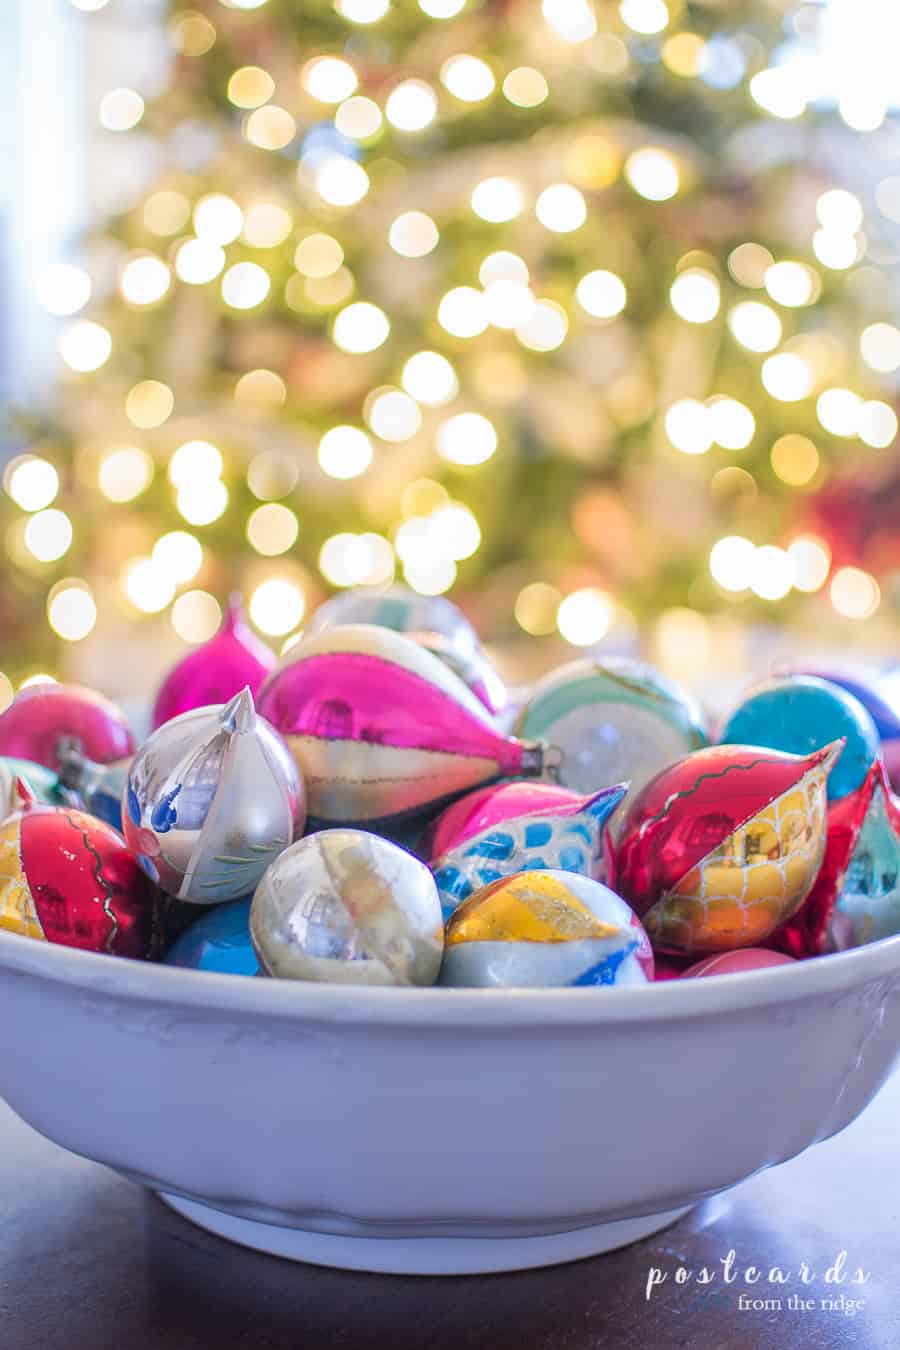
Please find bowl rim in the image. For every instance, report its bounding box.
[1,925,900,1028]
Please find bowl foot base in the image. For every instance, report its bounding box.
[155,1193,692,1274]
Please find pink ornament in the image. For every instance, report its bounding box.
[681,949,797,979]
[0,683,133,771]
[152,595,276,730]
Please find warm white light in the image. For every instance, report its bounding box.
[860,323,900,373]
[765,261,817,307]
[816,387,862,437]
[175,238,226,284]
[250,578,306,635]
[749,68,806,119]
[48,583,96,641]
[669,268,720,324]
[625,147,679,201]
[126,380,174,428]
[245,105,297,150]
[812,229,858,271]
[438,286,489,338]
[516,298,568,351]
[771,433,820,487]
[366,389,422,441]
[124,559,176,614]
[119,255,171,306]
[479,251,529,286]
[557,588,613,645]
[221,261,271,309]
[709,535,755,591]
[319,532,394,586]
[194,194,244,245]
[335,96,383,140]
[483,280,535,329]
[403,554,457,595]
[419,0,465,15]
[440,54,495,102]
[168,440,224,487]
[503,67,549,107]
[388,210,439,256]
[727,301,781,352]
[664,399,713,455]
[386,80,437,131]
[761,352,813,402]
[816,189,863,233]
[247,503,299,555]
[750,545,793,601]
[295,234,344,278]
[437,412,497,465]
[542,0,597,43]
[99,88,144,131]
[336,0,390,22]
[177,479,229,526]
[471,177,524,223]
[332,301,390,353]
[788,536,830,593]
[72,0,111,9]
[302,56,358,104]
[430,503,481,560]
[227,66,275,109]
[318,425,374,478]
[152,531,203,583]
[243,202,293,248]
[171,591,221,644]
[401,351,458,405]
[619,0,668,35]
[59,320,111,372]
[830,567,880,620]
[5,456,59,511]
[36,263,91,316]
[535,183,586,232]
[708,397,755,450]
[315,156,370,206]
[24,509,72,562]
[839,92,886,133]
[576,270,626,319]
[234,368,286,409]
[858,400,898,449]
[98,447,154,502]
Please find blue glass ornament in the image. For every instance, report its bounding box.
[164,898,259,976]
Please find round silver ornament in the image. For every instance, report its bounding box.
[250,829,443,986]
[123,688,304,904]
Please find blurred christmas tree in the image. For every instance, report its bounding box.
[3,0,899,693]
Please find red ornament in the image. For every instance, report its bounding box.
[152,594,276,729]
[0,683,133,771]
[0,784,161,959]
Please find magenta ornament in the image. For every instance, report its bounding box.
[0,683,133,771]
[152,595,276,730]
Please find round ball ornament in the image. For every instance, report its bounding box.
[439,869,653,989]
[615,742,840,956]
[681,949,796,979]
[165,898,259,977]
[0,683,133,772]
[515,657,707,830]
[152,594,276,730]
[718,676,878,801]
[250,829,443,986]
[781,666,900,792]
[123,688,304,904]
[257,625,546,827]
[773,760,900,956]
[429,780,627,921]
[0,783,161,958]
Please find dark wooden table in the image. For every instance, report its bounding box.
[3,1069,898,1350]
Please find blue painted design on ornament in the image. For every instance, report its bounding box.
[524,822,553,848]
[559,846,586,872]
[150,785,181,833]
[586,784,628,822]
[570,940,638,987]
[463,831,515,861]
[520,858,549,871]
[564,822,593,846]
[475,866,503,887]
[126,781,141,825]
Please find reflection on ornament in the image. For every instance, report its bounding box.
[774,760,900,955]
[615,743,840,955]
[719,676,879,800]
[0,683,134,772]
[780,667,900,791]
[55,742,131,831]
[123,689,304,903]
[515,656,707,831]
[165,897,259,976]
[429,779,626,920]
[439,869,653,988]
[258,625,545,826]
[681,949,795,978]
[0,783,161,958]
[251,829,443,985]
[152,594,276,728]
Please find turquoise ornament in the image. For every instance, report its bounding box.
[164,898,259,976]
[719,676,879,801]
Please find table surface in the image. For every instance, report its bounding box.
[2,1069,898,1350]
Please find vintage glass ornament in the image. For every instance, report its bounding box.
[307,585,505,714]
[257,625,546,827]
[0,682,133,772]
[782,666,900,792]
[681,949,796,979]
[165,898,259,976]
[55,742,131,831]
[615,743,840,956]
[439,869,653,989]
[0,757,68,816]
[718,676,878,801]
[251,829,443,986]
[429,780,627,921]
[515,656,708,831]
[774,760,900,956]
[152,594,276,730]
[123,689,304,904]
[0,783,161,958]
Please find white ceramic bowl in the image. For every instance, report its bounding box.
[1,927,900,1275]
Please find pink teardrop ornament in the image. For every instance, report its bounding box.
[152,595,276,730]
